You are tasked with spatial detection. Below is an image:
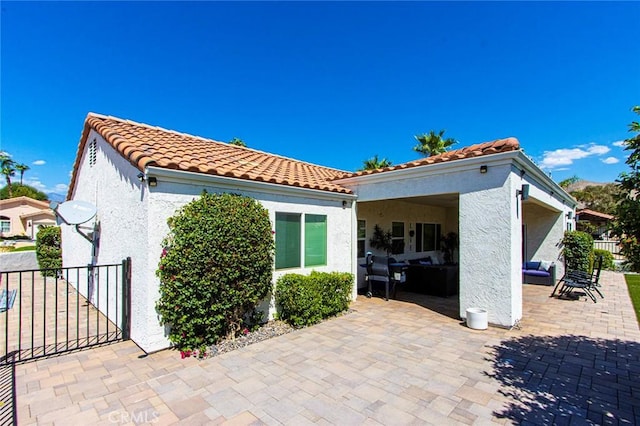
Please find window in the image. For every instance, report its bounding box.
[275,213,301,269]
[305,214,327,267]
[275,212,327,269]
[357,220,366,258]
[0,216,9,234]
[391,222,405,255]
[416,223,441,252]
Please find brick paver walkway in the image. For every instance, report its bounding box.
[13,271,640,425]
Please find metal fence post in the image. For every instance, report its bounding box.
[121,257,131,340]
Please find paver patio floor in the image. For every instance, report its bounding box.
[14,271,640,425]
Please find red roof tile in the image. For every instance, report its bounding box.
[68,113,353,198]
[67,113,522,200]
[339,138,521,178]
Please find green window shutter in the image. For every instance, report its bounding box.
[305,214,327,267]
[275,213,301,269]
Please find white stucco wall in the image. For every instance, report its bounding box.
[0,251,38,272]
[144,169,354,352]
[62,130,150,348]
[63,140,355,353]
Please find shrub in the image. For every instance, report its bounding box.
[562,231,593,272]
[275,271,353,327]
[156,192,274,354]
[593,249,615,270]
[35,226,62,277]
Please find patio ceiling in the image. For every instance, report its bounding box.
[379,193,459,208]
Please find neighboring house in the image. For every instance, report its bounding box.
[576,208,614,239]
[0,196,56,239]
[62,113,576,353]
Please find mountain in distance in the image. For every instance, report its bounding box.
[46,192,66,203]
[564,180,612,193]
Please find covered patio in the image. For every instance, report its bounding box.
[337,143,576,329]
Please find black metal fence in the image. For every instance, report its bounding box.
[0,258,130,365]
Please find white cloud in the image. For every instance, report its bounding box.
[23,178,68,195]
[539,143,611,170]
[602,157,620,165]
[585,144,610,155]
[32,160,46,166]
[613,140,626,147]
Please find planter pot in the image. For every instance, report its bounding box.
[466,307,488,330]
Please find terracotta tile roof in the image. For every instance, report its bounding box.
[339,137,521,178]
[576,209,614,221]
[68,113,352,198]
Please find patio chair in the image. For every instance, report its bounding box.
[365,253,392,301]
[554,255,604,303]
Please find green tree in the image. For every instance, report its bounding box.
[0,183,48,201]
[15,163,30,185]
[558,175,580,189]
[229,137,246,147]
[359,155,392,171]
[613,106,640,271]
[0,153,15,198]
[571,184,619,215]
[413,129,457,157]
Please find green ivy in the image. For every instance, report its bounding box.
[35,226,62,277]
[156,192,274,353]
[275,271,353,327]
[562,231,593,273]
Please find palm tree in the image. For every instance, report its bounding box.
[229,137,246,147]
[359,155,392,171]
[15,163,30,185]
[0,153,15,198]
[413,129,457,157]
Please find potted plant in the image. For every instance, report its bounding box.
[369,225,393,257]
[440,232,458,264]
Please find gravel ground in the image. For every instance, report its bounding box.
[209,320,296,356]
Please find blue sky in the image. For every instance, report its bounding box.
[1,1,639,197]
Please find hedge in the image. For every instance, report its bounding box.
[562,231,593,273]
[275,271,353,327]
[35,226,62,277]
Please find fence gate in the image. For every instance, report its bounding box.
[0,258,131,365]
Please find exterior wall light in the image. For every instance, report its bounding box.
[148,177,158,187]
[567,211,573,219]
[480,165,488,173]
[517,184,530,200]
[137,172,145,182]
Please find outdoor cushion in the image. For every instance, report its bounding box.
[524,261,541,270]
[539,260,553,271]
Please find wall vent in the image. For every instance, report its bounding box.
[89,139,97,166]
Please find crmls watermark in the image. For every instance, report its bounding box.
[108,409,160,424]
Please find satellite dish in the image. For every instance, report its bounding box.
[55,200,97,225]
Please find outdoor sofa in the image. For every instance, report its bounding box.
[522,260,556,286]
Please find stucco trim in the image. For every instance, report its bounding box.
[510,151,577,208]
[145,166,357,202]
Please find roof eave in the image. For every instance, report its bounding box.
[146,166,356,201]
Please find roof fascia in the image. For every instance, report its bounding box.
[511,151,577,208]
[0,196,51,208]
[146,166,357,202]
